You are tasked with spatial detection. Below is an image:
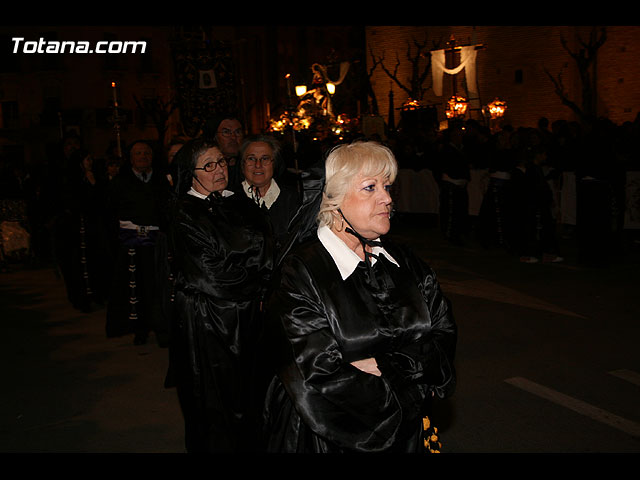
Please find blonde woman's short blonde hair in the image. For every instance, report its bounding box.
[317,141,397,228]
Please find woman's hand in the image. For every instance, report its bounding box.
[351,358,381,376]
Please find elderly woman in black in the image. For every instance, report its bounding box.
[238,135,300,254]
[166,137,274,452]
[261,140,457,453]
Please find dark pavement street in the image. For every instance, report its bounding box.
[1,216,639,455]
[0,266,184,453]
[391,216,640,454]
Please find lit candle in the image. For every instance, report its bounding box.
[111,81,118,107]
[286,73,293,103]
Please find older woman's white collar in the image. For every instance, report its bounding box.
[188,187,234,199]
[241,179,280,209]
[317,225,399,280]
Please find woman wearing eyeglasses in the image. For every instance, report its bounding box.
[165,137,274,452]
[239,135,301,254]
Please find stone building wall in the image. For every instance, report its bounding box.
[366,26,640,130]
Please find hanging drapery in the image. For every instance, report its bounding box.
[430,45,479,102]
[330,61,351,86]
[314,62,351,86]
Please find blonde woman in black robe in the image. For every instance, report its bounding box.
[262,140,457,453]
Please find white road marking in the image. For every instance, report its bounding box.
[505,376,640,438]
[608,369,640,387]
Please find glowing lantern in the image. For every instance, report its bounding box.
[488,98,507,119]
[402,98,421,111]
[445,95,468,119]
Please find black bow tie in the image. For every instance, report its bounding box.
[345,227,382,264]
[248,184,259,199]
[248,184,264,206]
[355,242,395,291]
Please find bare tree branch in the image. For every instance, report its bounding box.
[405,36,431,100]
[369,34,438,101]
[548,27,607,124]
[545,68,584,120]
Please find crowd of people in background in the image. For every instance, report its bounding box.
[389,114,640,266]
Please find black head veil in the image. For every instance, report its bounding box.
[276,159,326,267]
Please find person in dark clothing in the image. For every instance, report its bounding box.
[47,133,83,276]
[236,135,301,255]
[105,140,171,345]
[202,113,244,191]
[477,130,515,249]
[152,138,188,347]
[528,146,563,263]
[438,125,470,245]
[165,138,186,189]
[506,149,538,262]
[261,141,456,453]
[576,123,615,266]
[507,146,562,263]
[57,149,111,311]
[166,137,274,453]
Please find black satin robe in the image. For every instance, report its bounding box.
[263,185,300,253]
[262,236,457,453]
[167,192,274,452]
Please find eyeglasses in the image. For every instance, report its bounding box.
[194,158,228,172]
[244,155,273,166]
[217,128,243,138]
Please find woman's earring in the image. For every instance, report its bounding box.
[333,212,344,232]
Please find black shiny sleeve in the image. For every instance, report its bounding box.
[376,248,457,401]
[172,208,256,300]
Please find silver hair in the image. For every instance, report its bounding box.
[239,134,281,167]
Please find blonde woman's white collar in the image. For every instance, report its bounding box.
[317,225,399,280]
